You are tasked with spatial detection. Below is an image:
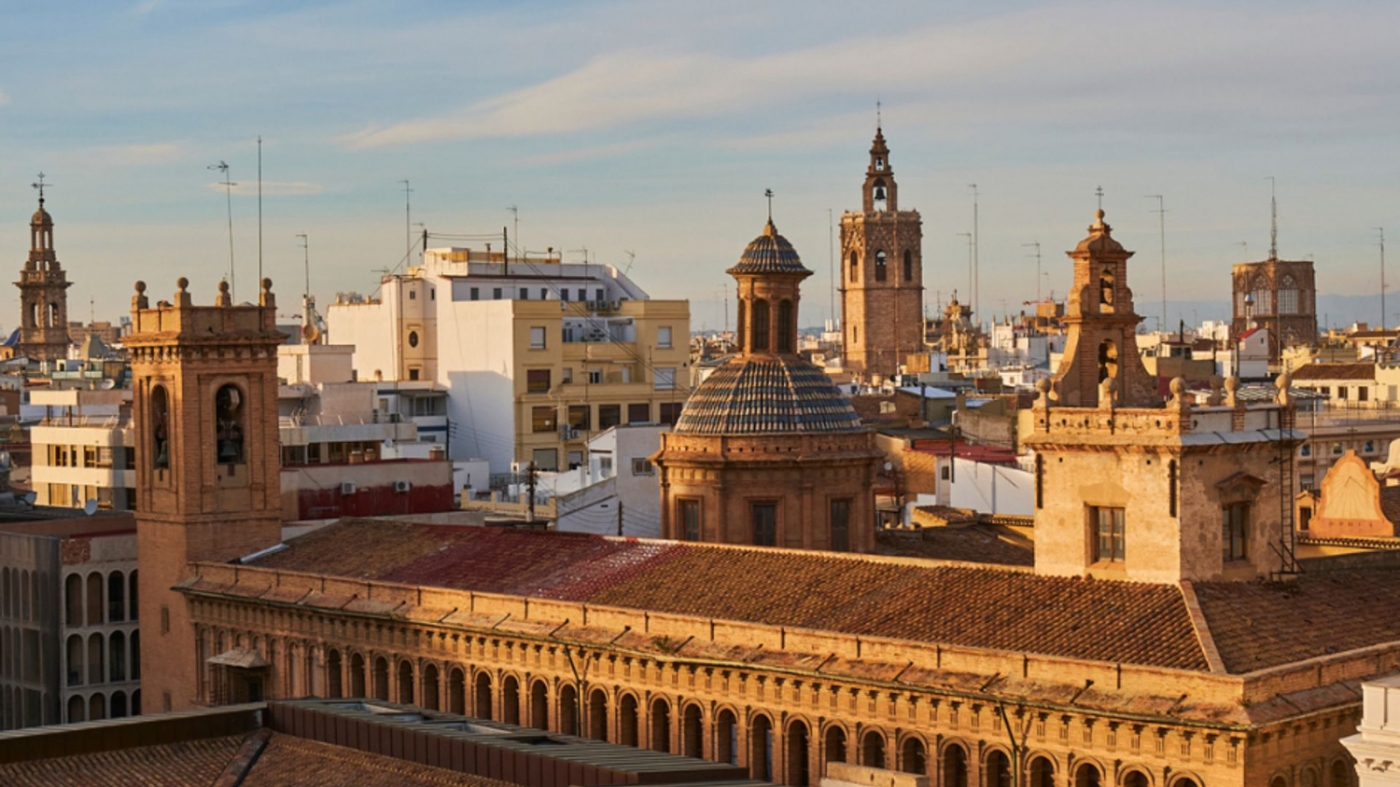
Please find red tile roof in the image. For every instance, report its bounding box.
[243,735,509,786]
[1293,363,1375,381]
[254,522,1209,671]
[0,735,246,787]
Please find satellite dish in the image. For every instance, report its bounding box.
[83,499,98,516]
[21,491,36,508]
[99,378,116,390]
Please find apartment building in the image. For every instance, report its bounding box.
[28,389,135,511]
[328,248,690,472]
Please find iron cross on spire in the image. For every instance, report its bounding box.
[32,172,50,204]
[1095,185,1104,211]
[765,188,774,221]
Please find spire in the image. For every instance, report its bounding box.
[863,128,896,212]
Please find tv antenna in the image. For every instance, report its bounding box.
[507,205,519,258]
[1266,176,1278,260]
[208,161,237,300]
[622,250,636,277]
[1146,194,1167,331]
[296,234,310,301]
[1022,242,1042,303]
[399,179,413,266]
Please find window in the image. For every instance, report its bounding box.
[559,289,569,302]
[653,367,676,390]
[577,289,586,302]
[1332,442,1343,456]
[493,288,502,300]
[588,368,603,385]
[526,369,551,394]
[875,250,887,282]
[408,367,420,381]
[529,326,547,349]
[567,405,590,431]
[657,326,673,348]
[1360,386,1370,402]
[1339,387,1349,400]
[1300,443,1313,457]
[540,288,548,300]
[561,367,573,384]
[531,406,555,433]
[627,403,650,424]
[408,330,419,348]
[678,499,701,541]
[903,250,913,282]
[520,288,529,300]
[751,503,777,547]
[631,458,655,476]
[409,290,416,300]
[751,299,770,351]
[599,405,622,429]
[830,499,851,552]
[1092,506,1125,563]
[150,385,170,470]
[849,251,858,282]
[777,300,793,353]
[659,402,682,425]
[532,448,558,471]
[1365,440,1377,454]
[1223,502,1249,561]
[470,287,479,301]
[215,384,245,465]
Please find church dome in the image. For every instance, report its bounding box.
[1074,209,1126,255]
[31,205,51,227]
[726,219,810,276]
[673,355,863,435]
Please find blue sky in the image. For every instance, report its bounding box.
[2,0,1399,331]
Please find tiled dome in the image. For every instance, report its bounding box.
[726,219,810,277]
[673,355,863,435]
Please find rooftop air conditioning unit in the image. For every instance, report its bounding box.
[394,480,412,493]
[340,482,356,495]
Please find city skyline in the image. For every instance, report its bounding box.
[3,0,1399,329]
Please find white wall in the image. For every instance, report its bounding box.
[436,299,516,469]
[948,458,1033,516]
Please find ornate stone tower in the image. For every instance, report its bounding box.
[1050,209,1156,408]
[15,188,72,363]
[840,127,924,381]
[132,277,284,713]
[654,218,881,552]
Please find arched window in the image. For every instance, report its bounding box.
[872,179,887,208]
[777,300,794,353]
[987,750,1012,787]
[942,743,968,787]
[215,384,245,465]
[65,574,82,627]
[1279,274,1300,315]
[89,692,106,721]
[397,660,415,706]
[1099,268,1115,311]
[736,300,746,348]
[861,731,885,768]
[86,572,103,626]
[128,570,138,622]
[751,714,774,781]
[1098,339,1118,384]
[48,303,60,327]
[111,690,127,719]
[66,634,83,687]
[588,688,608,741]
[1029,757,1055,787]
[422,664,439,711]
[530,680,549,730]
[682,704,703,758]
[650,697,671,752]
[558,684,577,735]
[325,650,342,698]
[751,299,770,352]
[474,672,493,720]
[501,675,520,725]
[903,249,913,282]
[107,571,125,623]
[849,251,859,282]
[448,668,464,714]
[131,631,140,681]
[787,720,810,786]
[1331,759,1354,787]
[717,709,738,765]
[372,657,389,701]
[66,695,84,723]
[875,250,888,282]
[1124,772,1150,787]
[29,304,39,329]
[1075,763,1102,787]
[900,737,925,774]
[350,653,366,697]
[619,693,638,746]
[150,386,170,469]
[1251,276,1273,315]
[109,631,126,682]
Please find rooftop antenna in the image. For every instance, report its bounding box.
[828,208,835,329]
[970,184,980,325]
[1267,176,1278,261]
[296,233,309,301]
[257,136,263,287]
[1378,227,1387,329]
[765,188,774,221]
[399,179,413,266]
[208,161,237,300]
[507,205,519,260]
[957,232,973,313]
[622,250,636,277]
[1146,195,1167,330]
[1022,242,1042,303]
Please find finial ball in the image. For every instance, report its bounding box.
[134,281,146,294]
[177,277,189,291]
[1170,377,1186,397]
[218,280,229,293]
[262,277,273,291]
[1035,377,1051,394]
[1095,208,1105,221]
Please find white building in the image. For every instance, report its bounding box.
[1343,674,1400,785]
[327,247,689,474]
[552,424,666,538]
[28,389,134,511]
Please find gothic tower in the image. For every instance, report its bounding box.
[132,277,284,713]
[839,127,924,381]
[1050,209,1156,408]
[15,189,72,363]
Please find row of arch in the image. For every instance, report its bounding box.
[65,689,140,723]
[65,629,139,687]
[64,569,138,628]
[25,302,62,330]
[148,381,247,470]
[849,249,914,285]
[1,566,49,624]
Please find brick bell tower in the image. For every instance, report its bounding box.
[16,181,72,363]
[132,277,283,712]
[840,126,924,381]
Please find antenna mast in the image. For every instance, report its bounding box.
[400,179,413,266]
[1267,176,1278,261]
[208,161,237,299]
[969,184,979,327]
[1022,242,1042,303]
[1379,227,1388,329]
[828,208,835,329]
[257,136,263,286]
[1146,195,1167,330]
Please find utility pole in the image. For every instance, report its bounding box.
[208,161,237,299]
[1022,242,1042,303]
[969,184,979,325]
[526,462,537,523]
[1146,194,1167,330]
[617,500,624,537]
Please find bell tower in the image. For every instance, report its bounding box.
[16,178,72,363]
[840,127,924,381]
[132,277,284,713]
[1050,209,1156,407]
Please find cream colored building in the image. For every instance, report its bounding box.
[1343,675,1400,786]
[28,389,135,511]
[328,248,690,472]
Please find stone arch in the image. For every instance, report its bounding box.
[649,696,671,752]
[587,687,608,741]
[715,706,738,765]
[65,634,83,688]
[557,682,578,735]
[349,652,366,697]
[860,728,886,769]
[501,674,521,725]
[618,692,639,747]
[447,667,465,715]
[64,573,82,627]
[1100,267,1115,310]
[786,717,811,787]
[150,384,171,469]
[372,656,389,701]
[107,570,125,623]
[875,250,888,282]
[777,299,794,353]
[215,383,246,465]
[325,649,343,698]
[1329,759,1354,787]
[86,572,103,625]
[1169,774,1204,787]
[111,690,128,719]
[87,632,104,684]
[682,701,704,758]
[474,671,492,719]
[1098,338,1119,384]
[751,299,770,352]
[940,739,969,787]
[1075,760,1105,787]
[750,712,775,782]
[898,733,926,774]
[985,747,1013,787]
[1122,768,1152,787]
[529,679,549,730]
[821,722,847,771]
[1270,776,1290,787]
[66,695,84,723]
[422,663,440,711]
[1028,753,1056,787]
[109,631,126,682]
[849,251,858,282]
[89,692,105,721]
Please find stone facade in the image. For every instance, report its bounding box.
[1231,259,1317,364]
[840,129,924,382]
[15,193,72,363]
[130,277,284,714]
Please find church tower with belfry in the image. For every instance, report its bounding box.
[840,126,924,381]
[16,177,72,363]
[132,276,284,712]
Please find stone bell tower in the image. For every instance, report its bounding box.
[1050,209,1156,408]
[840,127,924,381]
[132,277,283,713]
[15,183,72,363]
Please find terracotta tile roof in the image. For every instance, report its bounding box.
[1194,568,1400,672]
[254,522,1208,670]
[243,735,509,786]
[672,356,865,435]
[877,524,1034,567]
[1292,363,1375,381]
[726,219,810,276]
[0,734,246,786]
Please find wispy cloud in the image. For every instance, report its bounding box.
[132,0,164,17]
[205,181,325,196]
[91,142,187,167]
[518,139,660,167]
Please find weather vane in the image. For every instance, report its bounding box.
[32,172,49,204]
[765,188,774,221]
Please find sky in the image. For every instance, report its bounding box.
[2,0,1400,333]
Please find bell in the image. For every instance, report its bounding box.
[155,442,169,467]
[218,439,241,464]
[874,186,886,201]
